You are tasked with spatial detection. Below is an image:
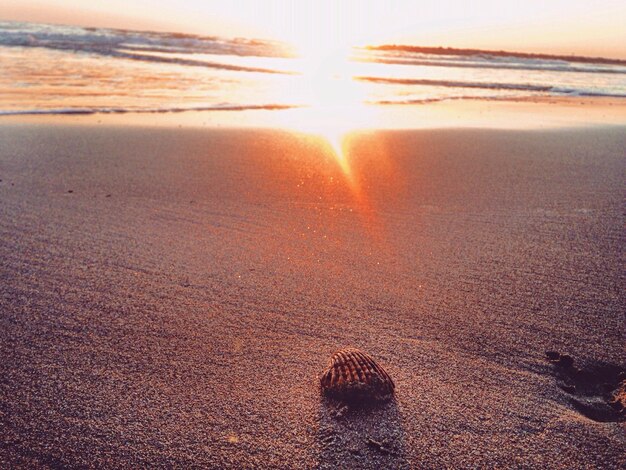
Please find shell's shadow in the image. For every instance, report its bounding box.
[316,397,410,470]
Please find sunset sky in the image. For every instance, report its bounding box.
[1,0,626,59]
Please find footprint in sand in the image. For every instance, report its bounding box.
[545,351,625,422]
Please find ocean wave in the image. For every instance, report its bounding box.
[107,49,294,74]
[0,20,293,74]
[2,21,625,114]
[357,55,626,75]
[4,21,625,78]
[370,96,484,105]
[0,20,290,57]
[0,103,301,116]
[364,44,626,66]
[356,76,626,98]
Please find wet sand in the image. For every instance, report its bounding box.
[0,123,624,468]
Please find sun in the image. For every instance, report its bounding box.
[263,2,382,181]
[279,42,376,181]
[291,54,367,178]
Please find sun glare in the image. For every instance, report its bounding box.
[264,2,382,181]
[281,41,376,184]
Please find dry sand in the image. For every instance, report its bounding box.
[0,123,624,468]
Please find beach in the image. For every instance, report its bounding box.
[0,120,624,468]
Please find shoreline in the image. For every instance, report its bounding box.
[2,96,625,130]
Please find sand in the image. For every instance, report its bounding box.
[0,123,624,468]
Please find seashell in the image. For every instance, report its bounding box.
[320,348,395,402]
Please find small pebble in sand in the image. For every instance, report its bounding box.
[320,348,394,403]
[334,405,349,418]
[545,351,574,368]
[366,438,390,455]
[546,351,560,361]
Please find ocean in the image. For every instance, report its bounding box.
[1,20,625,117]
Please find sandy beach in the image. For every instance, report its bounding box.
[1,121,624,468]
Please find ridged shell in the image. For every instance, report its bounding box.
[320,348,395,402]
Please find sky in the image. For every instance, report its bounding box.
[2,0,626,59]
